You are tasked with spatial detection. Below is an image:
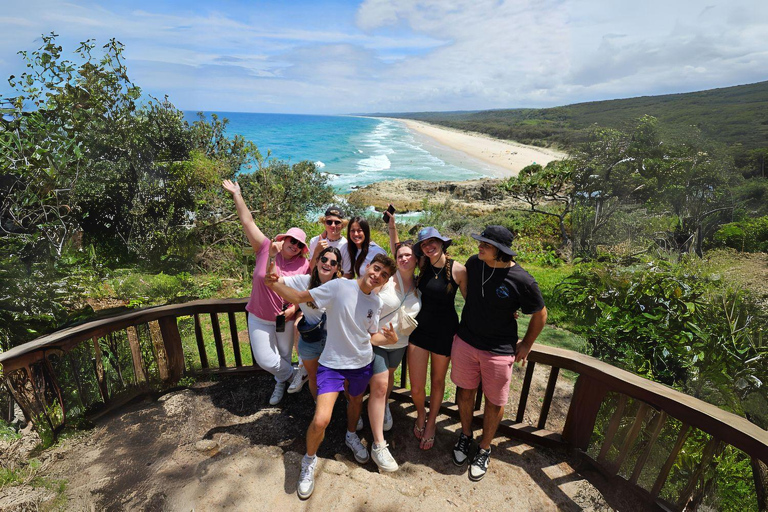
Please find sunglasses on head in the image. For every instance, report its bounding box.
[325,219,342,226]
[286,237,305,249]
[319,256,339,267]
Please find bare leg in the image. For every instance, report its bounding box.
[479,400,504,450]
[422,353,451,445]
[408,344,429,433]
[307,391,339,456]
[368,371,389,445]
[304,358,320,400]
[346,391,365,433]
[456,386,476,437]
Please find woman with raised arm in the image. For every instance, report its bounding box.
[222,179,310,406]
[278,246,343,400]
[365,210,421,471]
[390,216,467,450]
[344,216,387,279]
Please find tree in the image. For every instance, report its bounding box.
[500,160,575,258]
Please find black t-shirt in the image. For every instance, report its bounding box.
[457,255,545,355]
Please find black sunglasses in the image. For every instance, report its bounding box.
[325,219,342,226]
[286,237,305,249]
[319,256,339,267]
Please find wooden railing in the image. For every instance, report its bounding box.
[1,299,766,511]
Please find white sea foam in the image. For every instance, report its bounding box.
[314,161,326,169]
[357,154,391,172]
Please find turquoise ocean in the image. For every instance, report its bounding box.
[183,112,499,193]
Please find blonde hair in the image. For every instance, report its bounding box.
[318,215,349,229]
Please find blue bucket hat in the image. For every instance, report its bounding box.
[414,227,452,257]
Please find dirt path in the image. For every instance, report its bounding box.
[1,375,650,511]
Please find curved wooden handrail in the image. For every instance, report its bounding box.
[2,298,766,509]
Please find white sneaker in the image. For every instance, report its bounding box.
[298,454,317,499]
[288,366,308,394]
[371,442,398,472]
[356,415,364,431]
[383,404,393,432]
[345,432,369,464]
[269,379,287,405]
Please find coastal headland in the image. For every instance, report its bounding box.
[349,119,568,212]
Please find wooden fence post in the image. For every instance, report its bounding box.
[562,374,608,450]
[158,316,184,384]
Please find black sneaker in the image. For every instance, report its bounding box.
[452,432,472,466]
[469,447,491,481]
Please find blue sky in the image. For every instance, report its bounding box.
[1,0,766,114]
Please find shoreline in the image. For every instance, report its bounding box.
[387,117,568,178]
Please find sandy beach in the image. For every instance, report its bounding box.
[393,118,568,178]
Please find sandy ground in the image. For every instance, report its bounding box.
[394,118,568,178]
[0,373,651,512]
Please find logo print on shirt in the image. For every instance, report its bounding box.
[367,309,373,319]
[496,285,510,299]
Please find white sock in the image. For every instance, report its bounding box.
[304,453,317,462]
[346,430,356,439]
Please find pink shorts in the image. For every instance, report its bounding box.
[450,335,515,406]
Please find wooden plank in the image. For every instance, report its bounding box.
[516,361,536,423]
[193,314,209,369]
[630,410,668,485]
[614,402,651,471]
[598,394,628,464]
[246,313,258,368]
[538,366,560,429]
[91,336,109,402]
[158,316,184,384]
[126,326,148,385]
[562,374,609,451]
[676,436,723,510]
[651,424,691,498]
[227,312,242,367]
[148,321,170,382]
[210,313,226,368]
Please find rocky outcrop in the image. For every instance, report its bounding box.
[348,178,523,213]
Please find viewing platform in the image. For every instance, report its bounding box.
[1,299,766,510]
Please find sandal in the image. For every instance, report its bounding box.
[413,421,425,440]
[419,435,435,451]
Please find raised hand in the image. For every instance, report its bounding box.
[264,269,279,287]
[387,204,396,230]
[269,240,283,257]
[222,179,241,196]
[381,323,398,345]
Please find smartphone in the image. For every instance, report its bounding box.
[275,313,286,332]
[382,204,396,223]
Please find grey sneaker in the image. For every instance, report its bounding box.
[269,379,288,405]
[288,365,308,394]
[371,442,398,472]
[297,454,317,499]
[453,432,472,466]
[469,447,491,481]
[345,432,370,464]
[383,404,393,432]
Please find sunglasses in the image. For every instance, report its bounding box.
[286,237,305,250]
[325,219,342,226]
[319,256,339,267]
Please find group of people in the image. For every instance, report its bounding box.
[222,179,547,500]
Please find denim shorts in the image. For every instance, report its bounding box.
[298,331,327,360]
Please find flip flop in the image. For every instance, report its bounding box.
[413,421,425,440]
[419,435,435,451]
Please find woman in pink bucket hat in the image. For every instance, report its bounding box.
[223,179,310,405]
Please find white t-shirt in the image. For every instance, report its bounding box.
[282,274,325,324]
[377,274,422,350]
[309,278,382,369]
[344,241,388,277]
[309,235,352,275]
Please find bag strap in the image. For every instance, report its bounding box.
[380,279,410,323]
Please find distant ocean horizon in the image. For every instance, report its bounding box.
[183,112,497,193]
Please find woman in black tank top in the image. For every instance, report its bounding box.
[391,223,466,450]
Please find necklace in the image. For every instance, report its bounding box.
[431,264,443,280]
[481,264,496,298]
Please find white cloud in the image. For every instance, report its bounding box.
[0,0,766,113]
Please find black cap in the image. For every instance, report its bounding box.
[324,205,345,218]
[471,225,517,256]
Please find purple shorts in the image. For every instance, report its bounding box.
[316,362,373,397]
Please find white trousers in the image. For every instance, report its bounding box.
[247,314,295,383]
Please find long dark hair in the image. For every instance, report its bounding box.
[347,216,371,277]
[307,246,342,309]
[309,246,342,290]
